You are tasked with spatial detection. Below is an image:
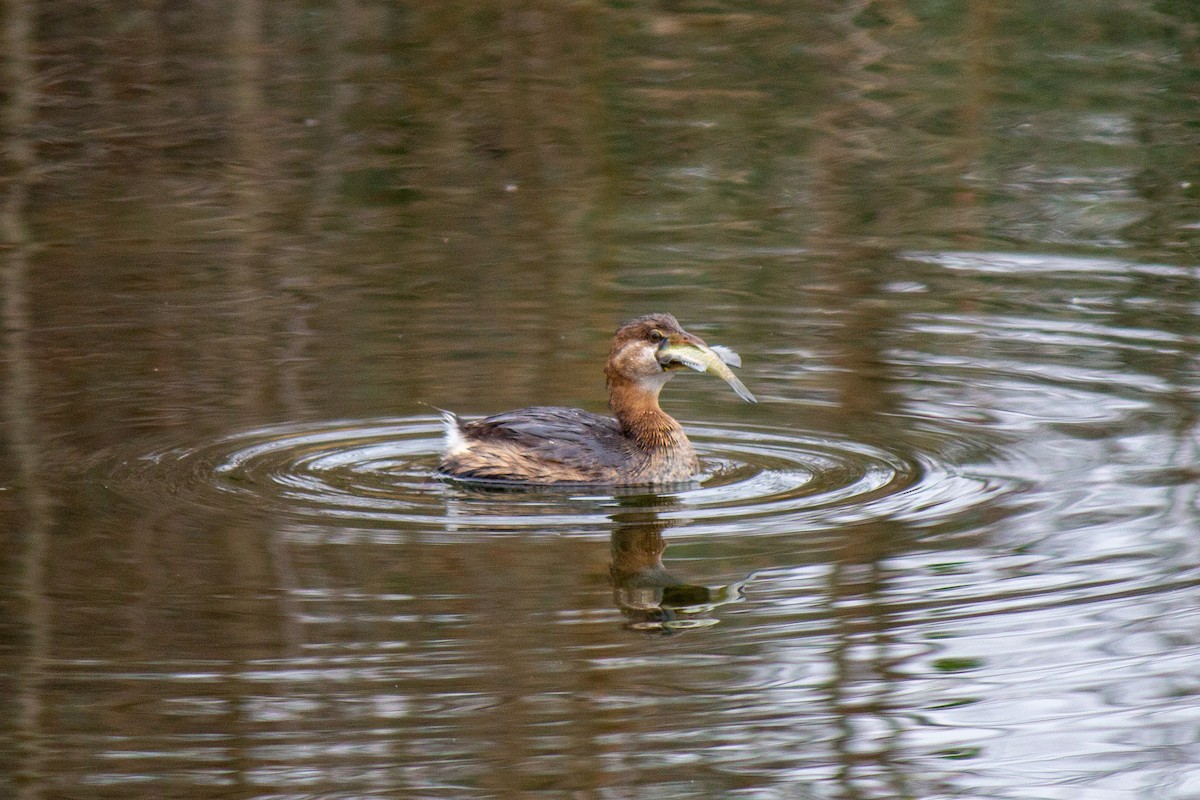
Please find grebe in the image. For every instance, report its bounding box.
[438,313,755,486]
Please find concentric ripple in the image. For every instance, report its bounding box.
[110,416,1015,539]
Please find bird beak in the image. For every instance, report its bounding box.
[657,331,708,369]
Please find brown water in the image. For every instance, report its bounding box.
[4,2,1200,799]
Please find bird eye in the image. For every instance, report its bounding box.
[649,330,664,343]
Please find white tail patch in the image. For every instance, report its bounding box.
[441,410,469,455]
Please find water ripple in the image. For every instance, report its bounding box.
[111,417,1017,539]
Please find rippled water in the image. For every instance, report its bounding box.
[40,251,1191,798]
[116,417,991,534]
[6,2,1200,798]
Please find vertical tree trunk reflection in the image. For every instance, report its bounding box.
[3,0,49,797]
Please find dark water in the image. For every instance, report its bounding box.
[4,2,1200,799]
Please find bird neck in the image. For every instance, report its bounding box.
[608,377,684,451]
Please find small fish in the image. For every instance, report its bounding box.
[659,342,757,403]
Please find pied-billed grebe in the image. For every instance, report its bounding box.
[438,313,755,485]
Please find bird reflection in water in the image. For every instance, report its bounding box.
[609,501,749,634]
[439,483,749,633]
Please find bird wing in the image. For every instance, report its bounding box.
[459,406,632,472]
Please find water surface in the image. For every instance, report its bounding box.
[3,3,1200,799]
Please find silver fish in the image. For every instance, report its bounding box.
[659,342,757,403]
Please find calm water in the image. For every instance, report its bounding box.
[4,2,1200,799]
